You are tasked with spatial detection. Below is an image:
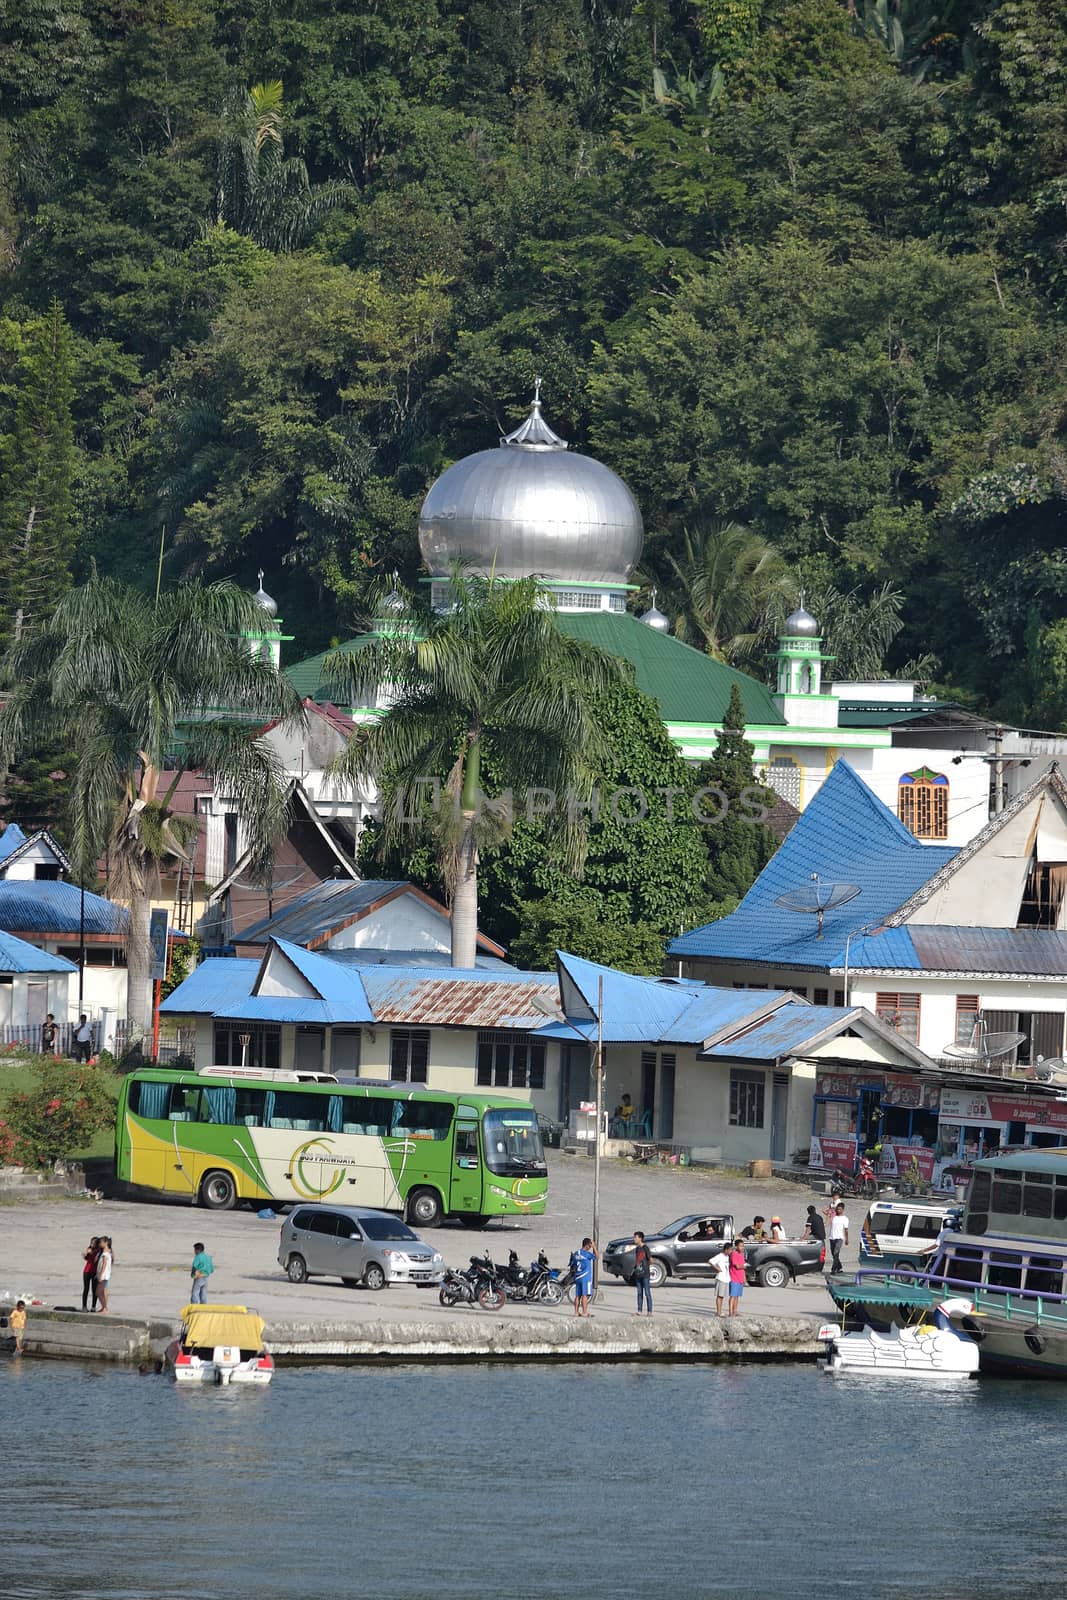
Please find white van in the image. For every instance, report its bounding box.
[859,1200,958,1271]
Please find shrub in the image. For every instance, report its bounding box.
[0,1056,117,1168]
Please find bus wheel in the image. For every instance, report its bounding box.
[458,1214,488,1229]
[199,1170,237,1210]
[407,1188,444,1228]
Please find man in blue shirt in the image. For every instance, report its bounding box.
[572,1237,597,1318]
[190,1243,214,1304]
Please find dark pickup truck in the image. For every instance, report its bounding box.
[602,1212,825,1290]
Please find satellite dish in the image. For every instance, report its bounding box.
[775,873,861,938]
[941,1017,1026,1067]
[1033,1058,1067,1084]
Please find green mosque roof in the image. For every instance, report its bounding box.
[286,612,785,730]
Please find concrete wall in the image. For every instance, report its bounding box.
[326,896,452,953]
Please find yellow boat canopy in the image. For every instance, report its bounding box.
[180,1304,266,1348]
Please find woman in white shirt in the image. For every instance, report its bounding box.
[96,1237,113,1313]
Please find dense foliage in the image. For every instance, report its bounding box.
[0,1055,116,1169]
[2,1,1067,724]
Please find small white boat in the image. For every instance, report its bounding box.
[818,1298,980,1377]
[166,1304,274,1386]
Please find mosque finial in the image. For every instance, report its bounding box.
[258,568,264,587]
[533,375,542,406]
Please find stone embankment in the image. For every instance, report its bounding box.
[3,1308,824,1366]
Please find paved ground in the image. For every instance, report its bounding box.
[0,1153,855,1327]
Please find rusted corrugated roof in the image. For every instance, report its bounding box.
[361,968,559,1030]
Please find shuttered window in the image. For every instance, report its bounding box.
[898,769,949,840]
[876,992,921,1044]
[955,994,980,1046]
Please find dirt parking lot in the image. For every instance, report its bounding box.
[0,1153,852,1326]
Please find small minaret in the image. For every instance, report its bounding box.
[248,571,290,668]
[769,600,838,727]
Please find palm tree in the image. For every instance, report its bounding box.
[0,575,302,1044]
[215,80,352,252]
[323,573,624,969]
[667,521,793,662]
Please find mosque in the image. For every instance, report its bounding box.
[252,388,1019,850]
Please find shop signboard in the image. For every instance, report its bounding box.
[883,1076,940,1110]
[816,1071,885,1099]
[939,1088,1067,1133]
[809,1134,858,1171]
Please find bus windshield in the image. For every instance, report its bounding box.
[483,1108,546,1176]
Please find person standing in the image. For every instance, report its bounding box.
[96,1237,113,1312]
[190,1242,214,1305]
[74,1015,93,1063]
[728,1239,747,1316]
[41,1013,58,1056]
[710,1246,731,1316]
[10,1299,27,1354]
[632,1231,653,1316]
[572,1237,597,1318]
[828,1203,850,1274]
[82,1237,100,1311]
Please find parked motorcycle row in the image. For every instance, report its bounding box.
[438,1249,570,1311]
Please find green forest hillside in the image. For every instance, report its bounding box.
[2,0,1067,725]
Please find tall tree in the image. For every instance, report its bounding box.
[215,81,352,252]
[0,575,301,1043]
[325,573,623,968]
[695,684,778,905]
[666,520,792,661]
[0,304,76,649]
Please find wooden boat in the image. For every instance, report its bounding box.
[166,1304,274,1386]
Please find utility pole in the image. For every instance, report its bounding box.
[991,726,1005,815]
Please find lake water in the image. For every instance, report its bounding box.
[3,1359,1065,1599]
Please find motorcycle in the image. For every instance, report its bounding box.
[494,1250,564,1306]
[830,1155,878,1199]
[438,1256,506,1311]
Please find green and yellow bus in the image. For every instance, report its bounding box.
[115,1066,548,1226]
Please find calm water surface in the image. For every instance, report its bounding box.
[2,1358,1064,1600]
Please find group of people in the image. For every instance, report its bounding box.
[80,1236,114,1313]
[41,1013,95,1062]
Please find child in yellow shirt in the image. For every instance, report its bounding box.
[10,1299,26,1354]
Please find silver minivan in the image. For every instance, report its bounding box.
[278,1205,444,1291]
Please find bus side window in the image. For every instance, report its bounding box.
[455,1122,479,1166]
[169,1086,204,1122]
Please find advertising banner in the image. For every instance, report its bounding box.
[882,1076,940,1110]
[939,1087,1067,1132]
[809,1134,858,1171]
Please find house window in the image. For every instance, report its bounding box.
[1017,855,1067,929]
[476,1031,545,1091]
[390,1028,429,1084]
[897,768,949,840]
[729,1069,765,1128]
[955,994,980,1046]
[813,988,828,1006]
[876,992,921,1045]
[213,1025,280,1071]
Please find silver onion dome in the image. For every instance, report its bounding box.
[253,569,278,618]
[783,603,818,637]
[639,588,670,631]
[418,382,644,586]
[377,571,405,617]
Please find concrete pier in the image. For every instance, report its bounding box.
[4,1307,823,1366]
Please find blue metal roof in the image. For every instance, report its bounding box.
[232,880,411,945]
[0,929,77,974]
[159,958,261,1015]
[269,939,375,1019]
[542,952,794,1046]
[0,880,126,934]
[668,760,956,968]
[844,925,1067,977]
[327,948,513,971]
[0,824,28,864]
[704,1002,858,1061]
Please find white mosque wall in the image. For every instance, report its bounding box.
[841,746,991,847]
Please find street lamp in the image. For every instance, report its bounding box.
[532,973,605,1283]
[841,924,881,1008]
